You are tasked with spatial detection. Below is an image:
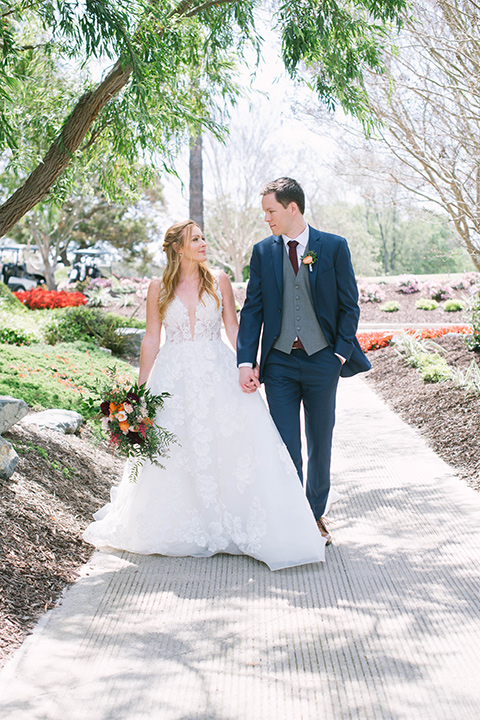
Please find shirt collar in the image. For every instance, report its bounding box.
[282,224,309,251]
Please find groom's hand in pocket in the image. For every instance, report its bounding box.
[239,366,260,393]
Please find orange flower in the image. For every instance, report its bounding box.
[119,420,130,432]
[109,402,122,414]
[302,255,313,265]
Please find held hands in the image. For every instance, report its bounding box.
[239,365,260,394]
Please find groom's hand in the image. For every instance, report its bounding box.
[239,366,260,394]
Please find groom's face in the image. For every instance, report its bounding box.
[262,193,295,237]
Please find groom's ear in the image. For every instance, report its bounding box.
[289,202,300,216]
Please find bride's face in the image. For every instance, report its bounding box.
[181,225,207,264]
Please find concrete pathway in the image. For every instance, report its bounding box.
[1,376,479,720]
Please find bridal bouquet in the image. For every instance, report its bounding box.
[82,368,176,481]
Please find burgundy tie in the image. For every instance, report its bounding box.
[287,240,299,275]
[286,240,305,350]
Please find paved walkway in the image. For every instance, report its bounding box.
[1,376,479,720]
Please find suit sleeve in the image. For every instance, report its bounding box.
[333,239,361,362]
[236,245,264,366]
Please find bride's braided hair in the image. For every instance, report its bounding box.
[158,219,220,322]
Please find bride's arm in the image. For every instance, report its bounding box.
[139,279,163,385]
[219,271,238,350]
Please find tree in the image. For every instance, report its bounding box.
[0,0,406,238]
[189,133,204,228]
[8,173,165,288]
[353,0,480,270]
[204,110,279,280]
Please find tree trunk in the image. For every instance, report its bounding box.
[189,133,204,229]
[0,60,132,238]
[29,223,57,290]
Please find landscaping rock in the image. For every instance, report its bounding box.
[0,436,19,480]
[0,396,29,434]
[115,328,145,356]
[21,410,83,434]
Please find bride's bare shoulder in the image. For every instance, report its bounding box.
[147,277,163,297]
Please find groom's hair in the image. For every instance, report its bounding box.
[260,177,305,215]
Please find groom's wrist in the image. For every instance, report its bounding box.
[238,362,254,368]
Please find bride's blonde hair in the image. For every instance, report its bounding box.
[158,219,220,322]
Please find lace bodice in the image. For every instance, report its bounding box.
[164,281,223,345]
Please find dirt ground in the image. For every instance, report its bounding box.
[1,285,479,668]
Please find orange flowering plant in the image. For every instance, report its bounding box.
[81,368,175,481]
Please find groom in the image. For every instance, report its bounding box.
[237,177,370,544]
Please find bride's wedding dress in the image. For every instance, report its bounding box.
[83,275,332,570]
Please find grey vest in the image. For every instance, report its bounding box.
[273,248,329,355]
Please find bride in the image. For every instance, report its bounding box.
[83,220,332,570]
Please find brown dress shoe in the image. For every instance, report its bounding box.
[316,517,332,545]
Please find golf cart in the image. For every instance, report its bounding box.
[0,244,47,292]
[68,249,106,284]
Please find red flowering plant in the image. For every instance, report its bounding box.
[14,288,87,309]
[357,325,473,353]
[81,368,176,481]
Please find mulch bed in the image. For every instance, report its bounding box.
[0,424,123,667]
[364,334,480,491]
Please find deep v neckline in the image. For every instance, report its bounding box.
[174,294,200,339]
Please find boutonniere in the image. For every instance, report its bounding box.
[301,250,318,272]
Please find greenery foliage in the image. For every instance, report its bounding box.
[452,360,480,396]
[0,281,25,309]
[0,325,34,345]
[0,0,407,236]
[443,299,466,312]
[380,300,400,312]
[43,306,145,354]
[416,298,438,311]
[392,331,453,383]
[466,291,480,351]
[0,342,135,410]
[415,353,453,383]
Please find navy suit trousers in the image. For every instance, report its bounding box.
[263,346,342,519]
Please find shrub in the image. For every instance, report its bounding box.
[426,282,452,301]
[44,306,145,355]
[466,291,480,351]
[380,300,400,312]
[451,272,480,291]
[443,298,466,312]
[452,360,480,396]
[397,275,421,294]
[14,288,87,309]
[417,353,453,383]
[0,326,34,345]
[357,282,385,303]
[0,282,26,309]
[416,298,438,311]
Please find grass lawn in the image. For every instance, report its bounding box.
[0,342,136,411]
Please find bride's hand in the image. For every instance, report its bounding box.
[239,366,260,394]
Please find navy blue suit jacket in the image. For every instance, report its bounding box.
[237,226,371,381]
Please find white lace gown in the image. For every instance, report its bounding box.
[83,278,330,570]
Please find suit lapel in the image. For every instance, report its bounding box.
[307,226,323,293]
[272,236,283,294]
